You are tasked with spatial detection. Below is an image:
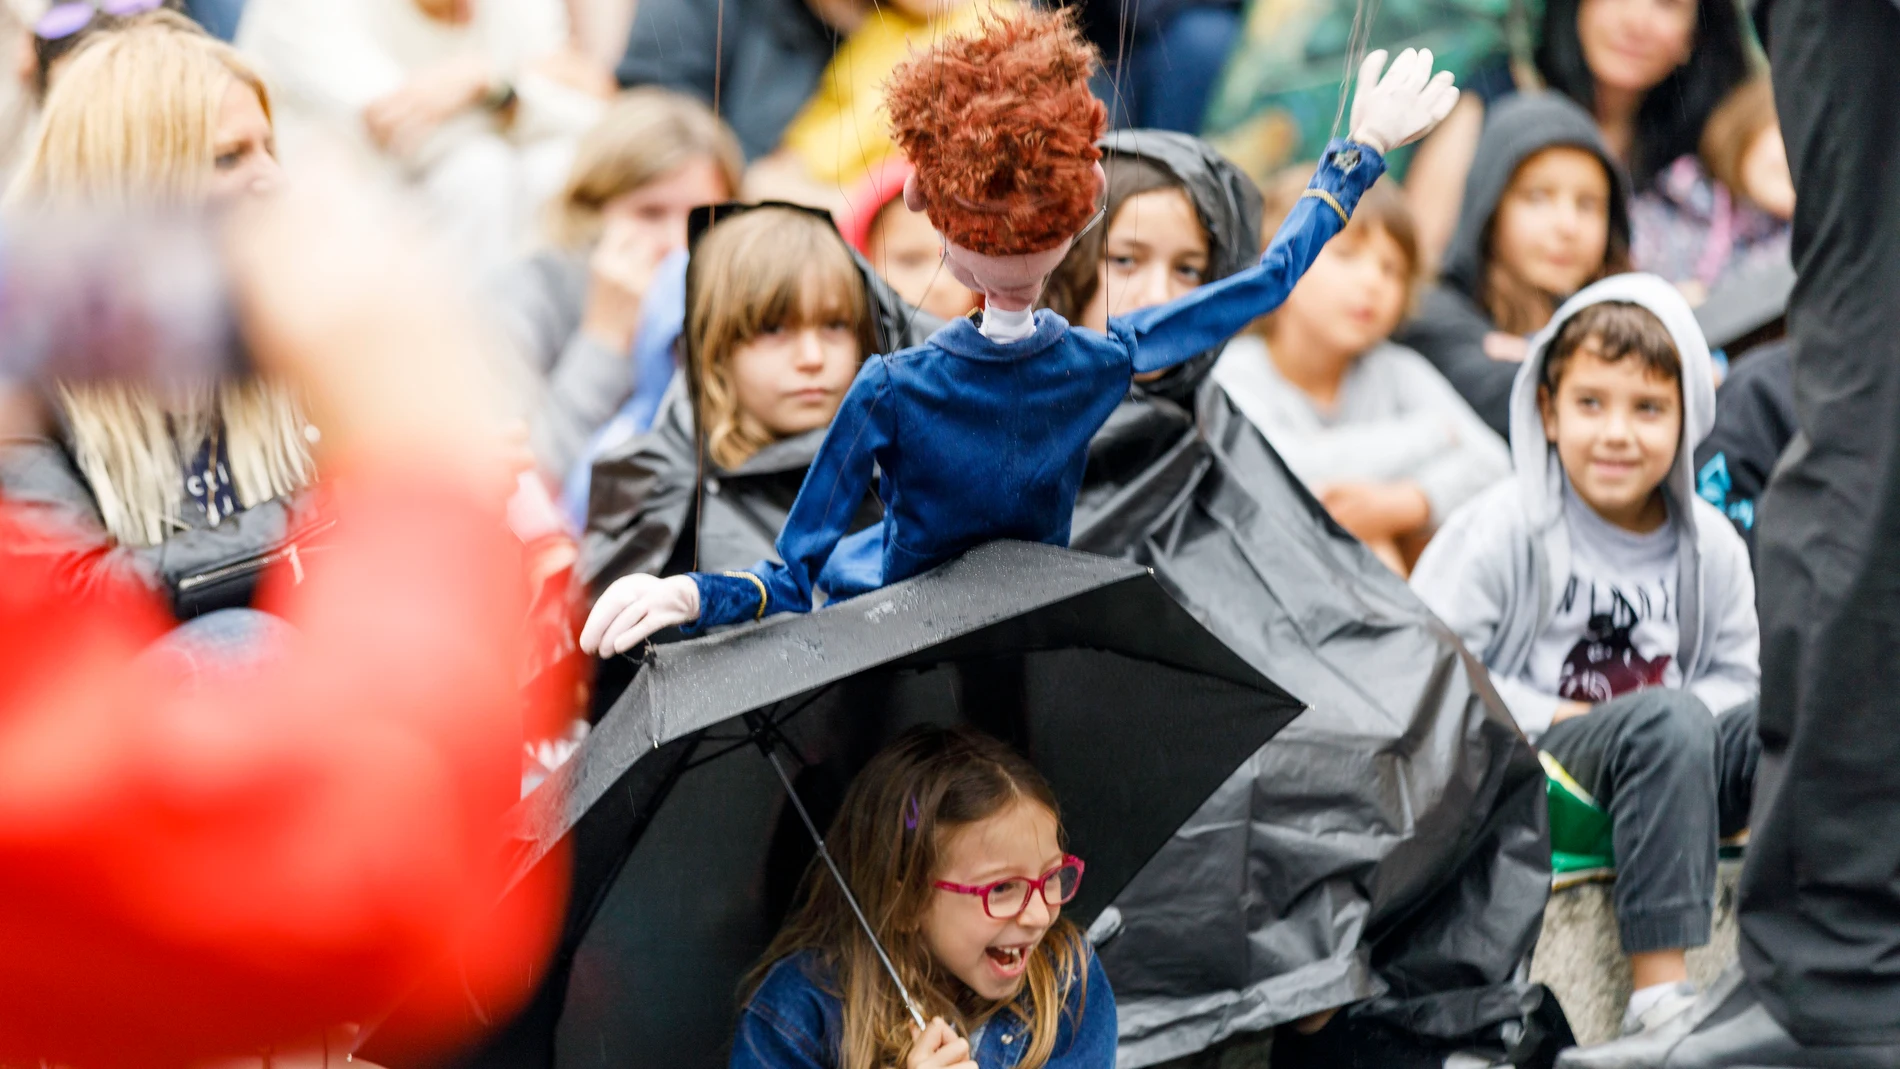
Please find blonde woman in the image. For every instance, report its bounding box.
[0,15,319,619]
[490,86,741,477]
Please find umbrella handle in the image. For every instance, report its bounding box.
[756,738,931,1034]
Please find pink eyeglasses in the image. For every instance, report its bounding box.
[35,0,168,41]
[933,855,1086,920]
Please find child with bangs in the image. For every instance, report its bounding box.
[1411,276,1759,1043]
[733,725,1113,1069]
[1214,168,1509,576]
[577,204,923,605]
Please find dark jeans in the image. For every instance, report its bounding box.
[1094,4,1241,133]
[1745,0,1900,1044]
[1541,690,1759,955]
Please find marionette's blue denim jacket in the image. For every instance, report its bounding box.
[688,140,1386,632]
[730,947,1117,1069]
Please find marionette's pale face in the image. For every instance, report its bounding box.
[904,165,1106,313]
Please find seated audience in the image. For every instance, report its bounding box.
[1214,170,1509,575]
[1411,277,1759,1042]
[1393,93,1631,439]
[1,15,316,620]
[489,87,740,478]
[1405,0,1751,269]
[238,0,612,272]
[1631,78,1794,305]
[836,157,977,323]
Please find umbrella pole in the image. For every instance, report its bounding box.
[756,739,931,1033]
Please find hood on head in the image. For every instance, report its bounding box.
[836,156,915,256]
[1096,129,1264,403]
[1441,93,1634,301]
[1507,272,1717,526]
[674,201,942,470]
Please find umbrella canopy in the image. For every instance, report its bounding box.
[468,540,1307,1069]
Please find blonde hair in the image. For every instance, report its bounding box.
[687,208,870,470]
[549,88,743,248]
[8,12,270,211]
[9,15,311,547]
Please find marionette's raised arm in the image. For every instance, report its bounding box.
[1119,140,1385,373]
[1120,47,1459,374]
[687,358,894,631]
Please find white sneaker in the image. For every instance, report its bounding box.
[1621,981,1698,1037]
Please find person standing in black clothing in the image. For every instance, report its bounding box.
[1558,0,1900,1064]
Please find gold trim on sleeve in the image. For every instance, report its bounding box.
[722,571,769,621]
[1300,188,1349,225]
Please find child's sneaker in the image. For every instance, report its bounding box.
[1622,981,1698,1037]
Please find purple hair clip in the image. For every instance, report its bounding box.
[904,795,920,831]
[35,0,167,42]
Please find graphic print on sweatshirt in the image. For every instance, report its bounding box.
[1555,584,1674,702]
[1526,490,1684,704]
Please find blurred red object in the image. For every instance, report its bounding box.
[0,469,565,1068]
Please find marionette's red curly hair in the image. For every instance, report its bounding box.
[884,7,1106,256]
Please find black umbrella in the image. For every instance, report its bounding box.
[450,540,1307,1069]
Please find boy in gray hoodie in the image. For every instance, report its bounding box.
[1411,273,1760,1039]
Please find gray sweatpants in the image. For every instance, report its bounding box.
[1540,690,1760,954]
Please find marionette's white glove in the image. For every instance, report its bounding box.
[1347,48,1459,154]
[579,573,703,657]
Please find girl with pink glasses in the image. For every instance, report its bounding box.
[734,726,1113,1069]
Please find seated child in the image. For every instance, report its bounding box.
[579,12,1457,656]
[579,204,912,595]
[838,157,980,323]
[1393,93,1632,440]
[732,726,1114,1068]
[1214,170,1509,575]
[1410,275,1760,1038]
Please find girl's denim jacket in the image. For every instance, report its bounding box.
[730,946,1117,1068]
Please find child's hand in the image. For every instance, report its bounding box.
[1347,48,1460,154]
[578,573,702,657]
[907,1017,978,1069]
[580,216,672,353]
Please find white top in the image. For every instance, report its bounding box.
[978,304,1036,344]
[1213,335,1510,523]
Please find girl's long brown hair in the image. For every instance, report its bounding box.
[686,208,872,470]
[748,726,1089,1069]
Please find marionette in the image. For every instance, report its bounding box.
[581,9,1458,656]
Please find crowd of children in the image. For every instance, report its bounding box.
[0,0,1838,1065]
